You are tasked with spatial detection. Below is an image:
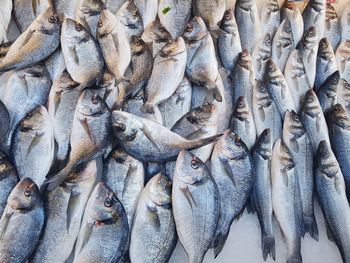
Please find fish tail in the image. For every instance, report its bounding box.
[212,232,229,258]
[44,161,76,192]
[303,215,319,241]
[187,134,223,150]
[140,102,155,114]
[287,252,302,263]
[262,234,276,261]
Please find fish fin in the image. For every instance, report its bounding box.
[219,156,236,186]
[0,101,10,140]
[290,137,299,153]
[147,204,160,228]
[0,208,12,239]
[325,220,336,243]
[121,164,133,197]
[276,44,282,59]
[340,59,346,73]
[69,45,79,65]
[234,208,245,221]
[250,9,256,24]
[140,102,155,114]
[185,134,223,151]
[32,0,38,16]
[258,107,266,121]
[213,86,223,102]
[45,161,76,191]
[262,234,276,261]
[77,221,94,255]
[140,125,160,150]
[316,114,321,132]
[281,167,288,186]
[212,232,229,258]
[20,30,36,50]
[334,177,342,195]
[180,185,197,208]
[287,253,302,263]
[281,84,286,100]
[303,215,319,241]
[26,133,43,157]
[209,26,226,39]
[257,58,262,72]
[66,188,78,233]
[79,117,94,145]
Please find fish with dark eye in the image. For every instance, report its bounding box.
[130,173,177,263]
[76,0,105,38]
[317,71,339,113]
[260,0,280,38]
[281,1,304,46]
[324,3,340,50]
[173,150,220,263]
[337,78,350,114]
[74,182,129,263]
[302,0,326,41]
[0,7,60,72]
[252,33,272,80]
[0,178,44,263]
[46,90,111,191]
[336,40,350,84]
[115,0,143,40]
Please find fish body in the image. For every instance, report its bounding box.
[134,0,158,28]
[281,3,304,46]
[302,0,326,41]
[260,0,280,38]
[325,3,340,51]
[44,48,66,81]
[252,33,272,80]
[336,40,350,84]
[337,78,350,113]
[341,1,350,42]
[76,0,105,38]
[317,71,339,113]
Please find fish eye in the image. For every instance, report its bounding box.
[114,122,126,132]
[91,94,99,104]
[285,26,291,33]
[98,19,103,28]
[48,15,55,23]
[24,188,31,197]
[260,85,266,92]
[335,105,342,112]
[104,198,112,207]
[75,23,83,32]
[159,27,166,33]
[224,12,231,20]
[234,136,241,146]
[292,114,299,121]
[132,10,137,16]
[186,24,193,32]
[191,159,199,169]
[136,39,142,46]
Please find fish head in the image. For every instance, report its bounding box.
[254,129,272,159]
[97,9,117,38]
[339,78,350,102]
[77,90,110,116]
[238,0,254,10]
[148,173,172,206]
[220,9,237,35]
[316,141,339,179]
[186,103,216,126]
[276,139,295,170]
[62,18,92,43]
[112,110,141,139]
[0,151,15,175]
[318,38,334,61]
[266,58,283,84]
[233,96,250,121]
[301,27,317,50]
[175,151,209,184]
[281,18,292,36]
[323,71,339,98]
[145,19,172,44]
[7,178,41,211]
[326,3,337,21]
[18,106,47,134]
[311,0,326,12]
[267,0,279,11]
[220,130,249,160]
[0,41,13,61]
[302,90,321,117]
[254,80,272,107]
[79,0,105,14]
[183,16,208,42]
[19,65,50,88]
[328,104,350,130]
[118,1,143,32]
[54,72,81,93]
[261,33,272,50]
[98,71,115,88]
[130,35,149,55]
[337,40,350,59]
[238,49,252,70]
[35,6,60,32]
[159,37,186,57]
[88,182,123,224]
[284,110,305,137]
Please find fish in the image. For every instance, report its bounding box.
[0,41,13,64]
[173,150,220,263]
[260,0,280,38]
[302,0,326,41]
[0,0,12,44]
[283,110,319,241]
[0,178,44,263]
[112,110,222,162]
[235,0,262,53]
[324,3,340,51]
[336,40,350,84]
[96,71,121,111]
[337,78,350,113]
[54,0,80,20]
[315,140,350,263]
[232,49,255,110]
[0,152,18,217]
[265,58,297,117]
[317,71,339,113]
[315,37,338,91]
[298,26,319,87]
[159,77,192,129]
[48,71,85,163]
[252,33,272,80]
[31,159,99,263]
[73,182,129,263]
[340,1,350,42]
[12,106,54,188]
[44,48,66,81]
[46,90,111,191]
[105,0,126,14]
[130,173,177,262]
[251,129,275,261]
[300,89,330,154]
[61,18,104,86]
[158,0,192,39]
[0,100,10,142]
[192,0,226,36]
[134,0,157,29]
[271,18,294,72]
[271,139,303,263]
[141,37,187,114]
[210,130,254,257]
[281,2,304,46]
[184,16,222,102]
[1,65,51,154]
[230,96,256,149]
[0,7,60,72]
[284,49,311,112]
[218,9,242,71]
[142,18,172,58]
[326,104,350,202]
[13,0,52,32]
[252,80,282,144]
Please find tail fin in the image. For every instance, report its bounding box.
[44,161,76,192]
[302,215,319,241]
[212,232,229,258]
[262,235,276,261]
[140,102,155,114]
[186,134,223,150]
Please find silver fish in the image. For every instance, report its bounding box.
[12,106,54,187]
[44,48,66,81]
[271,139,303,263]
[0,0,12,43]
[0,100,10,142]
[235,0,262,53]
[218,9,242,71]
[158,0,192,39]
[0,7,60,72]
[61,18,104,86]
[76,0,105,38]
[31,159,99,263]
[74,182,129,263]
[251,129,275,261]
[315,140,350,263]
[116,0,143,40]
[337,78,350,113]
[336,40,350,84]
[341,1,350,42]
[283,110,318,241]
[281,2,304,46]
[141,37,187,114]
[173,150,220,263]
[130,173,177,263]
[105,0,126,14]
[325,3,340,51]
[252,33,272,80]
[315,37,338,91]
[260,0,280,38]
[317,71,339,113]
[302,0,326,41]
[54,0,80,20]
[47,90,111,191]
[134,0,157,29]
[271,18,294,72]
[112,110,221,162]
[0,178,44,263]
[210,130,254,257]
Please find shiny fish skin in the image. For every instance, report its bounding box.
[218,9,242,71]
[283,110,318,241]
[134,0,157,29]
[336,40,350,84]
[105,0,126,15]
[341,1,350,42]
[315,141,350,263]
[0,178,44,263]
[211,130,254,257]
[281,2,304,46]
[337,78,350,113]
[325,3,340,51]
[271,139,303,263]
[260,0,280,38]
[302,0,326,41]
[74,182,129,263]
[0,0,12,44]
[32,160,99,263]
[173,150,220,263]
[0,7,60,72]
[12,106,54,188]
[0,100,10,142]
[44,48,66,81]
[317,71,339,113]
[130,173,177,263]
[251,129,275,261]
[252,33,272,81]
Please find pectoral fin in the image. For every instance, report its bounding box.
[141,125,160,150]
[180,185,197,209]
